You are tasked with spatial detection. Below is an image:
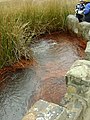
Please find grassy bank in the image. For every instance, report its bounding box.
[0,0,77,68]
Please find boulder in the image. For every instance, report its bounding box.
[66,14,79,34]
[66,15,90,41]
[78,22,90,41]
[65,60,90,86]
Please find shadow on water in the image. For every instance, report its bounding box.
[0,32,86,120]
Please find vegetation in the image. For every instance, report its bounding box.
[0,0,77,68]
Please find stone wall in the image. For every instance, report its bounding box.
[67,15,90,42]
[22,15,90,120]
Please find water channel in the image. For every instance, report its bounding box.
[0,32,86,120]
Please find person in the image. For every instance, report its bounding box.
[83,1,90,22]
[75,0,86,22]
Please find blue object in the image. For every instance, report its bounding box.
[84,3,90,15]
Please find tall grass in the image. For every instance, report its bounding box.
[0,0,77,68]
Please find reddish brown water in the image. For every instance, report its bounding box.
[0,32,86,120]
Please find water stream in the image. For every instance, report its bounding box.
[0,32,86,120]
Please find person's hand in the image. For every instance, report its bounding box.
[75,9,78,13]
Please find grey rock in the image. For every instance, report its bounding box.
[78,22,90,41]
[66,14,79,34]
[85,41,90,60]
[66,14,90,41]
[22,100,67,120]
[65,60,90,86]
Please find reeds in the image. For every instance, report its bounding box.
[0,0,77,68]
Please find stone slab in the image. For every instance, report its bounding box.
[22,100,67,120]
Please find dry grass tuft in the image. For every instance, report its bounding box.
[0,0,78,68]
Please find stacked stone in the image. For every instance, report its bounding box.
[60,15,90,120]
[61,60,90,120]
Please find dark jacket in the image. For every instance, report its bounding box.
[75,3,85,13]
[75,3,85,22]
